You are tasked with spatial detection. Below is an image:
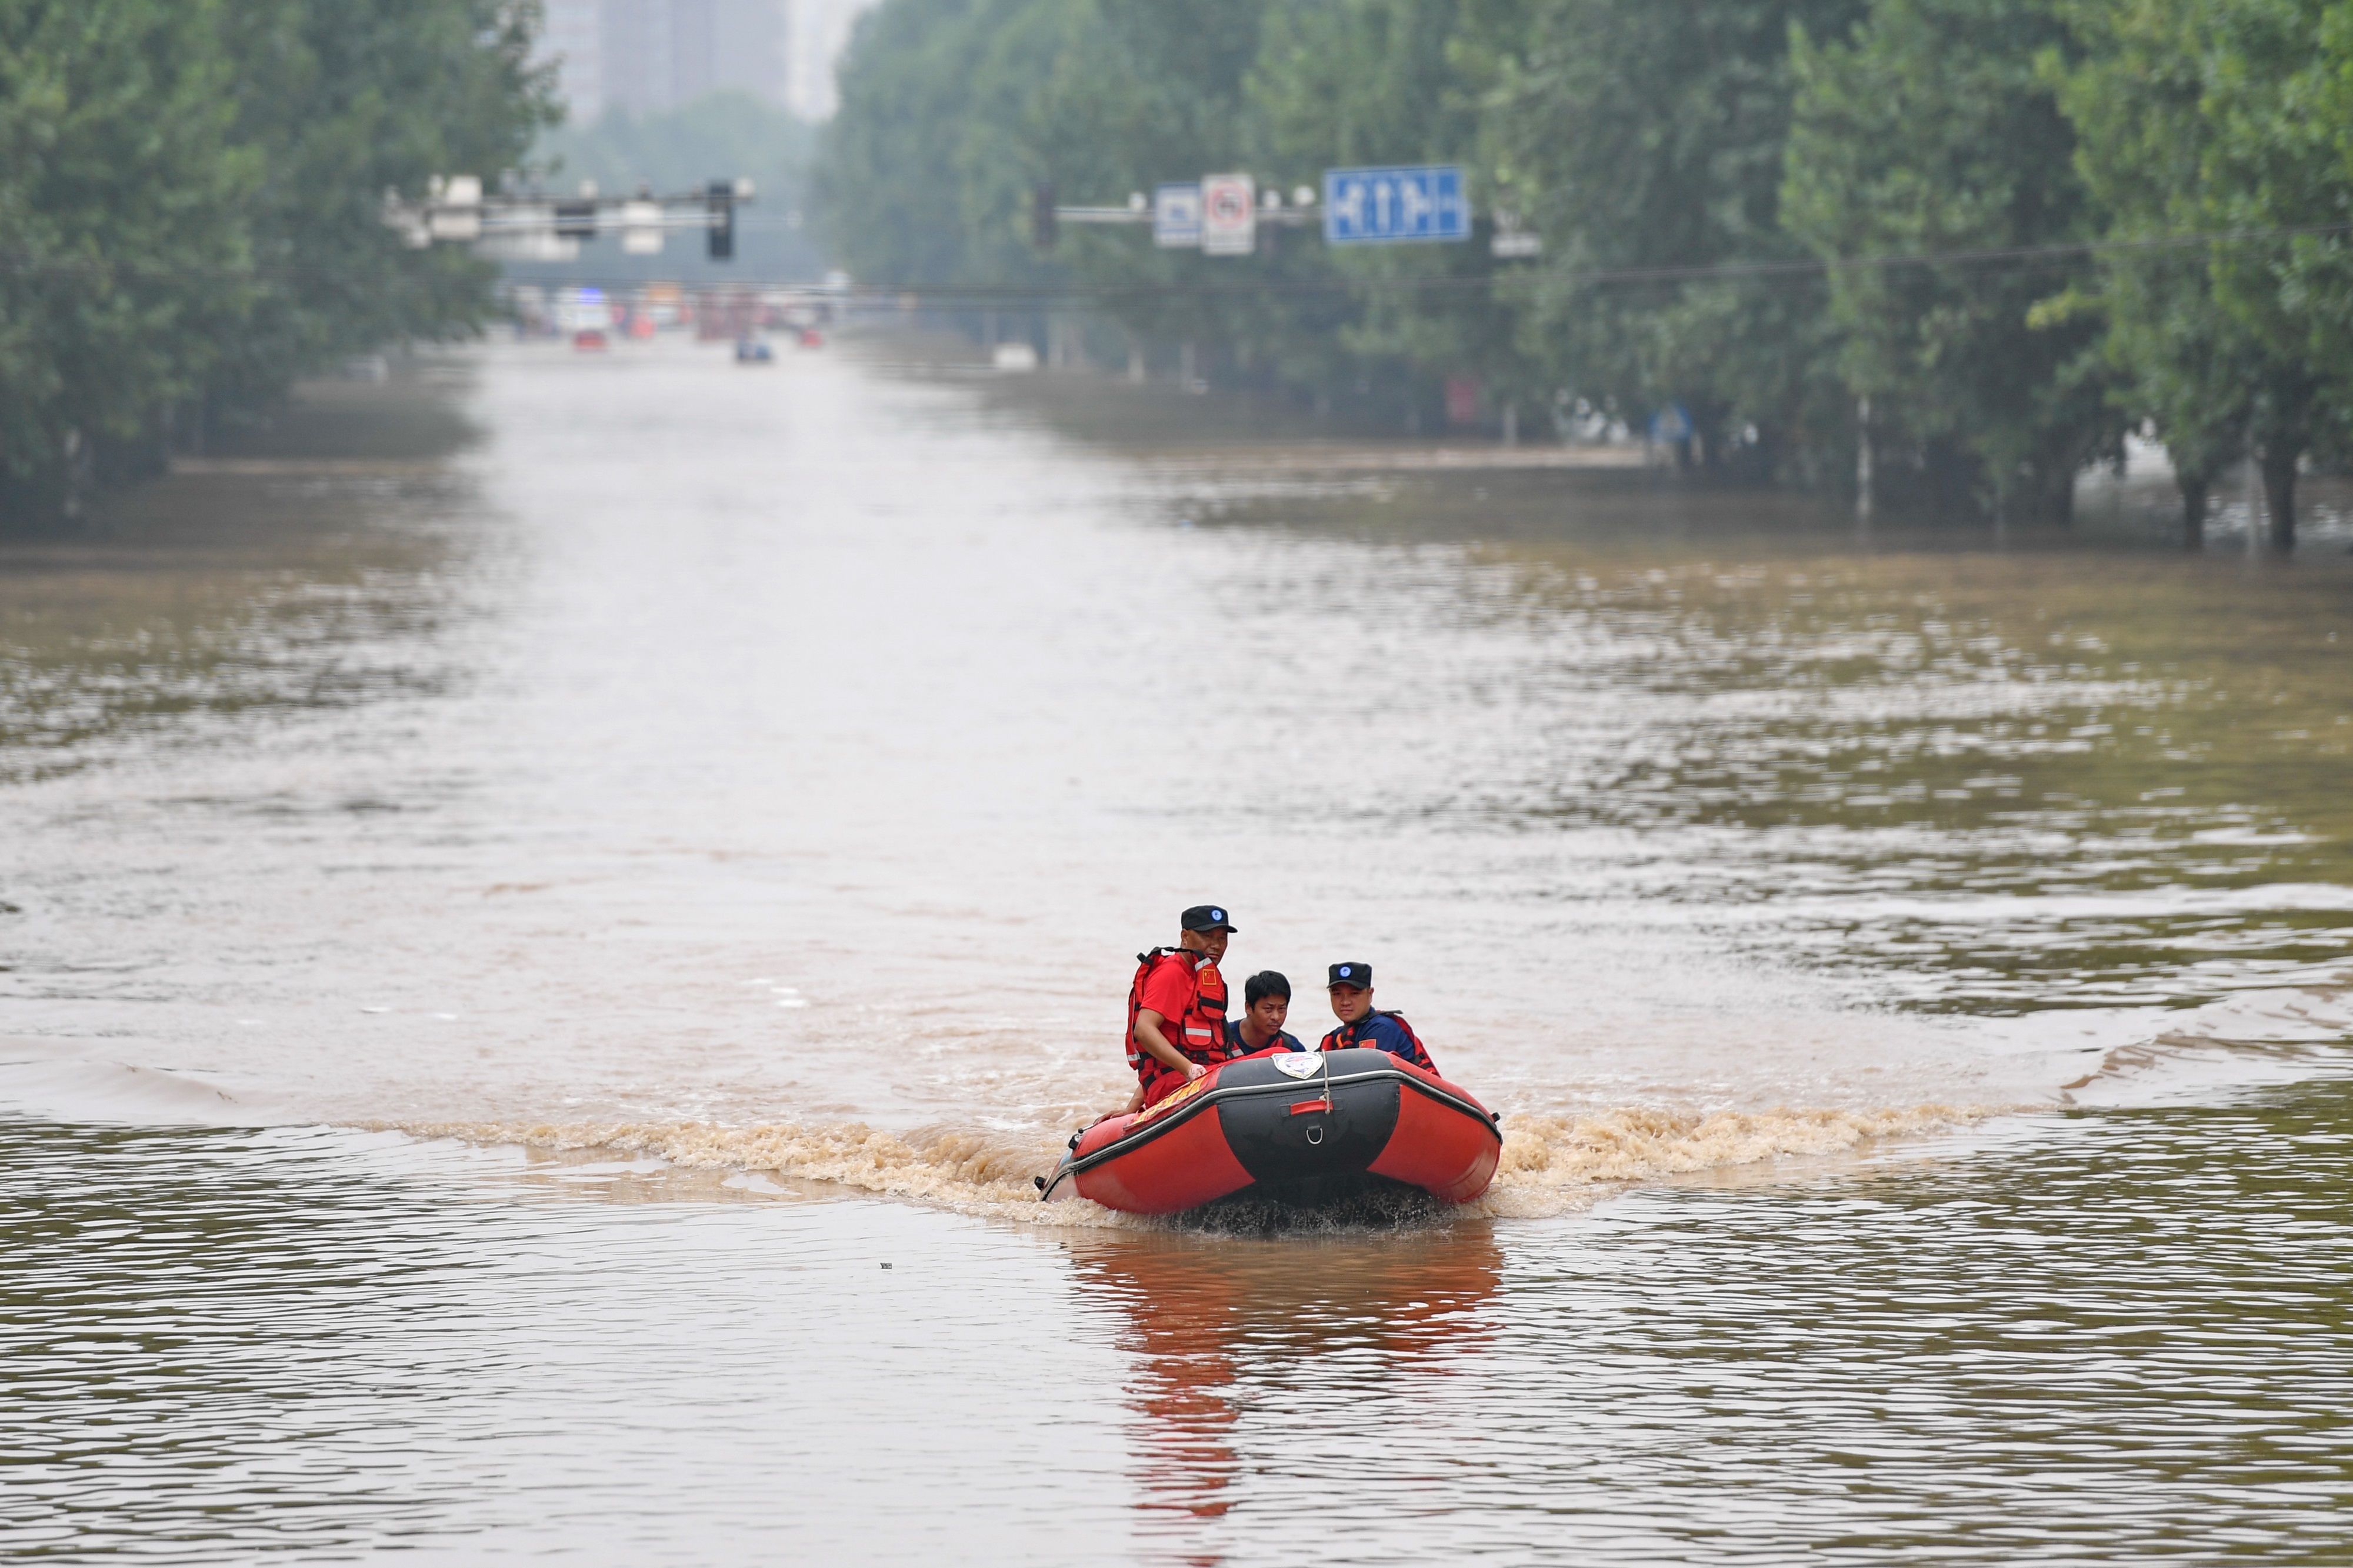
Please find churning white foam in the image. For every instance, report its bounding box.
[392,1100,1991,1225]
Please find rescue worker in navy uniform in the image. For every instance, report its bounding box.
[1317,962,1439,1073]
[1123,905,1241,1112]
[1229,971,1307,1055]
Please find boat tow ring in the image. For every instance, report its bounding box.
[1274,1051,1331,1142]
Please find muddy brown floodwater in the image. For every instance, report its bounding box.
[6,335,2353,1563]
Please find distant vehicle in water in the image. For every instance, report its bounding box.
[734,336,774,364]
[797,328,824,349]
[554,286,611,339]
[572,329,608,352]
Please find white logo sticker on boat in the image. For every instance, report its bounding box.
[1274,1055,1321,1079]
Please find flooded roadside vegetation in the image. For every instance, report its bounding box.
[6,339,2353,1560]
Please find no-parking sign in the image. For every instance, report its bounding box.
[1200,173,1257,256]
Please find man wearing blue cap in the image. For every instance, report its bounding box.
[1318,962,1439,1072]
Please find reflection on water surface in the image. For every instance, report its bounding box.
[0,369,489,779]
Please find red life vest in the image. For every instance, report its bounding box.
[1124,947,1234,1096]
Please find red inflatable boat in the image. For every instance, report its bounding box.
[1038,1047,1502,1214]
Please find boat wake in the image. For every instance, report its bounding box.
[390,1100,1989,1225]
[16,977,2347,1225]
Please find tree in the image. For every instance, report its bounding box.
[1482,0,1865,477]
[2071,0,2325,546]
[1248,0,1530,429]
[1785,0,2118,525]
[205,0,556,428]
[0,0,258,519]
[2061,0,2352,551]
[0,0,555,531]
[1024,0,1278,377]
[821,0,1048,292]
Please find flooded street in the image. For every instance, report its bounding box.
[7,337,2353,1561]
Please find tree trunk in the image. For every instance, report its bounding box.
[2047,465,2076,526]
[2262,445,2298,552]
[1854,396,1874,528]
[61,428,90,522]
[2179,474,2208,551]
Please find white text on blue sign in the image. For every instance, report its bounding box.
[1323,165,1469,245]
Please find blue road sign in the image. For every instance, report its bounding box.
[1323,164,1470,245]
[1154,183,1202,249]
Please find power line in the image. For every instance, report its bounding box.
[858,216,2353,302]
[808,216,2353,303]
[5,216,2346,303]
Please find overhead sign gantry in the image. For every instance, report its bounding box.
[382,175,756,262]
[1038,164,1535,258]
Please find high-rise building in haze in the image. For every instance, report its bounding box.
[534,0,878,123]
[538,0,608,122]
[785,0,879,120]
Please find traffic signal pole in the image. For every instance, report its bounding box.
[384,176,756,262]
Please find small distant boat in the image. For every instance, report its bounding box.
[734,336,774,364]
[572,329,608,352]
[1039,1047,1502,1214]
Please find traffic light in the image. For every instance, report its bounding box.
[706,179,735,262]
[1032,183,1057,251]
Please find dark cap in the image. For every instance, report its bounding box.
[1182,905,1237,934]
[1327,962,1372,989]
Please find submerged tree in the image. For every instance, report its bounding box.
[1247,0,1524,426]
[815,0,2353,529]
[1785,0,2118,525]
[2062,0,2353,551]
[1484,0,1864,478]
[0,0,258,519]
[0,0,554,531]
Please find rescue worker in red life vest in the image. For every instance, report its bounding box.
[1318,962,1439,1073]
[1123,905,1240,1112]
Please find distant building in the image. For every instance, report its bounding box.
[785,0,881,121]
[537,0,841,122]
[538,0,608,122]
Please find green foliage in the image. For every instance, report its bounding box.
[212,1,554,411]
[1249,0,1522,420]
[816,0,2353,536]
[0,0,256,516]
[1485,0,1861,469]
[1785,0,2117,520]
[0,0,554,529]
[2058,0,2353,543]
[819,0,1024,289]
[993,0,1274,353]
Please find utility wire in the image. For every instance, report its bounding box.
[802,216,2353,303]
[6,217,2348,302]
